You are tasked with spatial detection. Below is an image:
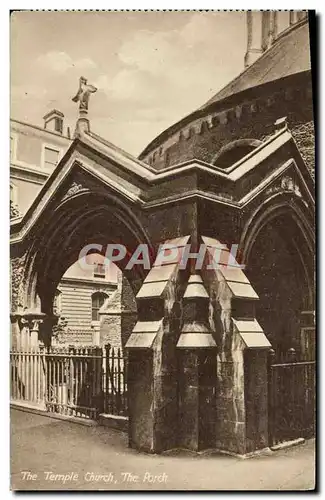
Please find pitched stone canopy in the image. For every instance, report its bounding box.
[10,123,314,249]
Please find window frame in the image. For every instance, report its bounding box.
[54,117,63,134]
[93,263,106,279]
[91,292,108,321]
[41,143,62,170]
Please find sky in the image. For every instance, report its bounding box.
[11,11,247,156]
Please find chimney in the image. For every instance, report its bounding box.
[244,11,278,68]
[43,109,64,135]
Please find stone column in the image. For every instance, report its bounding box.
[10,314,21,351]
[126,236,190,453]
[29,320,42,349]
[202,236,271,456]
[245,12,273,67]
[15,309,47,351]
[99,273,137,351]
[177,274,217,451]
[17,316,30,351]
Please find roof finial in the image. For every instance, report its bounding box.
[72,76,97,137]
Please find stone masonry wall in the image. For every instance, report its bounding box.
[11,255,26,312]
[142,75,314,178]
[99,271,137,349]
[291,121,315,178]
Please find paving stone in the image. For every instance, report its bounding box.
[10,409,315,492]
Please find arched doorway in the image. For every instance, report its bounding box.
[13,189,150,419]
[240,197,315,444]
[241,200,314,359]
[22,189,152,345]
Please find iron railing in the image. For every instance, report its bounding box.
[268,348,315,447]
[10,344,128,420]
[103,344,128,416]
[11,348,47,406]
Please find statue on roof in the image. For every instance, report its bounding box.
[72,76,97,112]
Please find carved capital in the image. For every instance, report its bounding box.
[18,316,29,329]
[266,174,304,200]
[29,318,44,332]
[17,309,46,332]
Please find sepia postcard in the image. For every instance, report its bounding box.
[10,10,316,491]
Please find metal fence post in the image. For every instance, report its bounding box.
[268,348,276,446]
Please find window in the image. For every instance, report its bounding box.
[92,292,107,321]
[44,146,60,169]
[55,117,63,134]
[94,263,106,279]
[212,139,262,169]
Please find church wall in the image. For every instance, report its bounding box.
[142,73,314,177]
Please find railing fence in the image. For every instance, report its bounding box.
[268,347,315,447]
[103,344,128,416]
[10,343,127,420]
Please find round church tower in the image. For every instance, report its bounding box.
[139,11,314,177]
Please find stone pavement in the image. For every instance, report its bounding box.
[10,408,316,491]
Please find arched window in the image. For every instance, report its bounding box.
[91,292,108,321]
[212,139,262,169]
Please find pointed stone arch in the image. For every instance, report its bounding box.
[240,193,314,304]
[239,192,315,355]
[23,187,154,316]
